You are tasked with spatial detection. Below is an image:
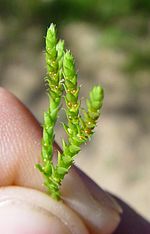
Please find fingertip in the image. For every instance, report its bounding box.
[0,88,121,234]
[0,186,89,234]
[0,87,42,187]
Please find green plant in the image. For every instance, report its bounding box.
[36,23,104,200]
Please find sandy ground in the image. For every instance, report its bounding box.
[0,21,150,220]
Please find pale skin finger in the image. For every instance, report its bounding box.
[1,87,150,234]
[0,186,88,234]
[0,87,121,234]
[0,88,88,234]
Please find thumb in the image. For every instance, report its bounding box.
[0,186,88,234]
[0,88,121,234]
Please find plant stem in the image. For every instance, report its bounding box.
[36,23,104,201]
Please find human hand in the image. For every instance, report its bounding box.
[0,88,149,234]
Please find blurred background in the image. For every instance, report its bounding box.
[0,0,150,220]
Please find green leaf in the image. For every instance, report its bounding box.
[69,144,80,154]
[57,167,68,175]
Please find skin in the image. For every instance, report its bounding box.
[0,87,149,234]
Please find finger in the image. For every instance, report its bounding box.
[0,186,88,234]
[0,87,43,189]
[113,195,150,234]
[0,88,88,234]
[0,88,121,234]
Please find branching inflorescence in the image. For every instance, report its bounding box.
[36,23,104,200]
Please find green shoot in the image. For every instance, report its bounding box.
[36,23,104,200]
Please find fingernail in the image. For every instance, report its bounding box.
[0,187,88,234]
[61,167,122,234]
[76,167,122,213]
